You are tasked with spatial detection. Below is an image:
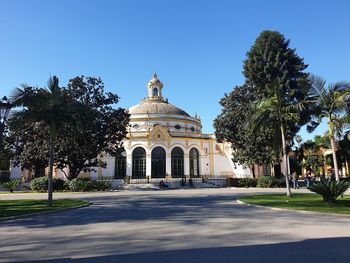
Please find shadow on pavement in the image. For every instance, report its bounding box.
[18,237,350,263]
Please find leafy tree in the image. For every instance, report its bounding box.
[8,76,130,183]
[10,76,77,206]
[252,80,311,197]
[214,85,275,176]
[314,134,331,149]
[307,74,350,181]
[54,76,129,179]
[246,31,311,197]
[6,120,49,178]
[304,155,325,176]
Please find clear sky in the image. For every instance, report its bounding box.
[1,0,349,141]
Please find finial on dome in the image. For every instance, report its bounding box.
[153,72,157,79]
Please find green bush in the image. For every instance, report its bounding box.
[63,180,71,191]
[30,177,66,192]
[257,176,275,188]
[69,178,92,192]
[238,178,257,188]
[308,180,350,204]
[2,179,21,192]
[30,177,48,192]
[92,180,112,191]
[226,178,241,187]
[53,178,65,191]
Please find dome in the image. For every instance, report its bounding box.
[129,100,190,117]
[148,73,163,88]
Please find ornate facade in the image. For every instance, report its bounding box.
[10,74,251,180]
[94,73,250,180]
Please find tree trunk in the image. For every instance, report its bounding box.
[281,126,292,197]
[328,116,339,181]
[48,131,54,207]
[329,136,340,181]
[251,166,256,178]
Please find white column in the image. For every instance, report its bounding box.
[146,154,152,177]
[166,153,171,177]
[184,153,190,177]
[126,154,132,177]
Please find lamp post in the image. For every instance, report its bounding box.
[0,96,12,149]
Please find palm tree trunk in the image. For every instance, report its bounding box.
[281,126,292,197]
[329,136,340,181]
[328,116,340,181]
[48,131,54,206]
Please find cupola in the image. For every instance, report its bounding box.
[147,73,164,100]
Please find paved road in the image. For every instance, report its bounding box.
[0,188,350,263]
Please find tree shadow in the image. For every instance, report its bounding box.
[2,192,350,229]
[19,237,350,263]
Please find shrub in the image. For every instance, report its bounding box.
[2,179,21,192]
[30,177,48,192]
[69,178,92,192]
[30,177,67,192]
[238,178,257,188]
[92,180,112,191]
[124,176,130,184]
[308,180,350,204]
[53,178,65,191]
[226,178,241,187]
[257,176,275,188]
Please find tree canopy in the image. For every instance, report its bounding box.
[215,30,311,175]
[7,76,129,180]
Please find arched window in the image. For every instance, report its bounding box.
[115,149,126,179]
[151,146,166,178]
[171,147,184,178]
[153,87,158,97]
[189,148,200,177]
[132,147,146,178]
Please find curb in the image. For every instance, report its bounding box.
[235,198,350,217]
[0,200,92,222]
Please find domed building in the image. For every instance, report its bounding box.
[10,73,252,181]
[98,73,251,181]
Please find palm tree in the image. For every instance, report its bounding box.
[252,80,312,197]
[11,76,72,206]
[307,74,350,181]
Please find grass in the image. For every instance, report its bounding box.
[239,194,350,215]
[0,199,90,218]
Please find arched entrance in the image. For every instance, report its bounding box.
[189,148,200,177]
[132,147,146,178]
[171,147,184,178]
[115,149,126,179]
[151,146,166,178]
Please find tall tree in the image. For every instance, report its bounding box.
[252,78,312,197]
[214,85,276,175]
[8,76,129,181]
[215,30,311,187]
[55,76,129,179]
[307,74,350,181]
[10,76,78,206]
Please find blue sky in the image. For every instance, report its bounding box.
[1,0,349,141]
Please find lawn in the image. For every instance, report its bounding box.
[239,194,350,215]
[0,199,90,218]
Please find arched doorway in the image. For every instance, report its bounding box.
[132,147,146,178]
[189,148,200,177]
[171,147,184,178]
[115,149,126,179]
[151,146,166,178]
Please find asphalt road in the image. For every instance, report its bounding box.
[0,188,350,263]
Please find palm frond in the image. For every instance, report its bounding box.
[307,119,321,133]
